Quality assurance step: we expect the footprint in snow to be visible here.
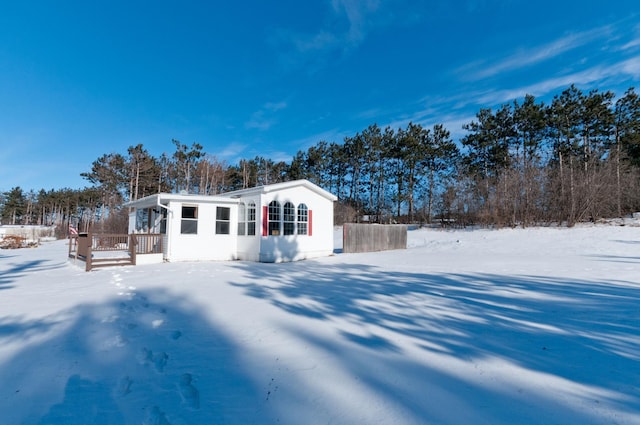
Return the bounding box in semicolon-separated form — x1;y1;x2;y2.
118;376;133;395
178;373;200;409
153;352;169;372
138;348;169;373
144;406;171;425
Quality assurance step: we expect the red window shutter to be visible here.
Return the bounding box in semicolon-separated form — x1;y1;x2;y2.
308;209;313;236
262;206;268;236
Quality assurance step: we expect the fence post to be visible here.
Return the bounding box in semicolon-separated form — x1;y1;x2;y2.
85;232;93;272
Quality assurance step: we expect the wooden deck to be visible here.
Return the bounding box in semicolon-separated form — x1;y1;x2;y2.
69;233;164;271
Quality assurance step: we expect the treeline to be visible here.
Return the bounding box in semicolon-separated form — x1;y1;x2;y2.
2;85;639;233
0;186;117;237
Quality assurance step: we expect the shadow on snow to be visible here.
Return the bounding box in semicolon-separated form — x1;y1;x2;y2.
0;259;65;290
1;236;639;424
0;286;273;425
230;256;640;424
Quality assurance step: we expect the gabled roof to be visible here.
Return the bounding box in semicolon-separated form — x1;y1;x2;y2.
124;179;337;209
219;179;338;201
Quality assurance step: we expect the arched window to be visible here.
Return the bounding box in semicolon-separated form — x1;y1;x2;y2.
268;200;281;235
297;204;308;235
237;202;246;235
247;201;256;236
283;202;295;235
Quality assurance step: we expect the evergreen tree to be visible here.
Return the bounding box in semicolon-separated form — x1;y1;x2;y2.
1;187;26;225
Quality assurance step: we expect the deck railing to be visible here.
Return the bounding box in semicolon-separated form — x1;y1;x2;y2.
69;232;164;271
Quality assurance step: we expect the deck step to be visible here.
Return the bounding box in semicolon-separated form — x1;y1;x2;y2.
90;258;134;268
90;262;133;268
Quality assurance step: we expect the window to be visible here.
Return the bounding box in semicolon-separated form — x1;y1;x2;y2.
216;206;230;235
237;202;246;235
181;205;198;234
159;208;167;234
268;201;281;235
297;203;308;235
135;208;149;232
283;202;295;235
247;201;256;235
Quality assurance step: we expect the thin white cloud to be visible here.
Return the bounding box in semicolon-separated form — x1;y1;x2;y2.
331;0;381;45
288;0;381;53
217;142;248;159
245;101;288;131
264;150;296;163
620;37;640;50
473;56;640;106
383;105;476;140
264;101;287;112
381;55;639;141
245;114;274;131
460;25;613;81
616;22;640;51
619;56;640;78
271;0;390;71
291;128;349;150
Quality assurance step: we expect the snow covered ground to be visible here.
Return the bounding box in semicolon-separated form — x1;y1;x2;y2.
1;224;639;425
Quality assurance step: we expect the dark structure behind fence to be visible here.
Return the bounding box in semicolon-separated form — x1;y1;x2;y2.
342;223;407;253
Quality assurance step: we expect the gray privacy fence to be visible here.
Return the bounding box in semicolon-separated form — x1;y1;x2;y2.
342;223;407;253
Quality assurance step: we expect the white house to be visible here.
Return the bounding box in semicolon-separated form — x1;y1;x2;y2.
125;179;337;263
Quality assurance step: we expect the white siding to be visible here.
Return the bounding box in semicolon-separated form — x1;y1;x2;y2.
165;200;239;262
235;196;261;262
125;180;336;264
256;185;334;262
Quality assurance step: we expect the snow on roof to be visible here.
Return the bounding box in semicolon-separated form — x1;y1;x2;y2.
125;179;337;209
219;179;338;201
124;193;238;209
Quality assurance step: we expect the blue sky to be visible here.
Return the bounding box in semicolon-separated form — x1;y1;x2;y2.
1;0;638;192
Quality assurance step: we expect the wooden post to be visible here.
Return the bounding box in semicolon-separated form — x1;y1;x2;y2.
85;232;93;272
130;234;137;266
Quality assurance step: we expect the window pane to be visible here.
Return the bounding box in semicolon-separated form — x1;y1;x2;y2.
238;203;245;221
297;204;308;235
181;220;197;234
268;221;280;235
160;219;167;234
282;202;295;235
268;201;280;235
268;201;280;220
247;202;256;235
182;206;197;219
297;204;308;221
216;221;230;235
284;202;295;221
217;206;230;221
216;207;231;235
160;208;167;234
181;206;198;234
283;222;295;235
